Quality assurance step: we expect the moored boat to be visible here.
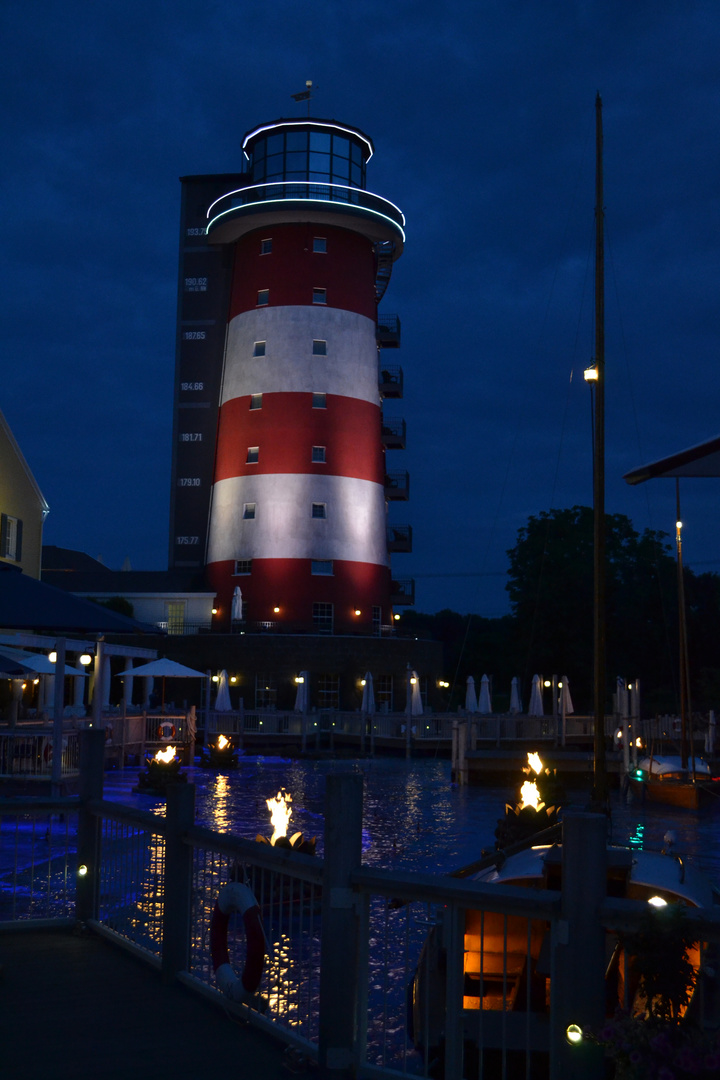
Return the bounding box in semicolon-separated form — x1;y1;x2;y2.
627;753;719;810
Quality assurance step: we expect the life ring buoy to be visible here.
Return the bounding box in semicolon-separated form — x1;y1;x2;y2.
210;882;265;1000
157;721;176;741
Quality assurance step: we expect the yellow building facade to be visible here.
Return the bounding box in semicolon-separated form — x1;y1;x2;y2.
0;409;49;579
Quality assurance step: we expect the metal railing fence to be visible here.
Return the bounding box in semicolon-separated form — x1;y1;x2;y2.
3;732;720;1080
0;729;80;779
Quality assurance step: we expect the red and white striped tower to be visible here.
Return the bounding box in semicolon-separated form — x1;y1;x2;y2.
204;118;406;633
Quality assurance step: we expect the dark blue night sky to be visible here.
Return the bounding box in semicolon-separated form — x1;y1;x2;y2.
3;1;719;615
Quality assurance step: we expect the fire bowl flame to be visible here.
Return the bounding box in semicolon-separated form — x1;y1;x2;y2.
200;733;240;769
134;745;187;794
494;751;562;849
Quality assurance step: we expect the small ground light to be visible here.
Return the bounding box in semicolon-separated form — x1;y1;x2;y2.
566;1024;583;1045
77;865;88;877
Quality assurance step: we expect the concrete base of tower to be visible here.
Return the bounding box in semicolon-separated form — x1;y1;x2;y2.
207;557;393;634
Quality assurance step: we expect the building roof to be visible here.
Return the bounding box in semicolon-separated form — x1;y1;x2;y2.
624;434;720;485
41;547;212;595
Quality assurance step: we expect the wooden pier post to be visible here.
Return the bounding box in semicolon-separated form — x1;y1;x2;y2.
76;728;106;924
551;812;607;1080
318;773;363;1079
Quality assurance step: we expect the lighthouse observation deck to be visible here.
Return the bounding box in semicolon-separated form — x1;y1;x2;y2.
205;118;405;251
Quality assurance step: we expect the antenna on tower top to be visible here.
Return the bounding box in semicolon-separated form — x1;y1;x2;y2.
291;80;314;116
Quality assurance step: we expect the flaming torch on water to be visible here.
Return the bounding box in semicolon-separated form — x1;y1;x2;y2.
494;751;562;849
266;789;293;845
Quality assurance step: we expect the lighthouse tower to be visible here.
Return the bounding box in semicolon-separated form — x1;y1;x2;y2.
169;115;410;634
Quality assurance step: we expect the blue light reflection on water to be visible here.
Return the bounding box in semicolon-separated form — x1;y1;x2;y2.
103;756;720;881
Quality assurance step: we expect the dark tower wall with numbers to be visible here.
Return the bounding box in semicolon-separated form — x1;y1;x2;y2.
168;173;245;567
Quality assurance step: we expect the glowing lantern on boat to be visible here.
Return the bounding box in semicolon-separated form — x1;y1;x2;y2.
266;789;292;845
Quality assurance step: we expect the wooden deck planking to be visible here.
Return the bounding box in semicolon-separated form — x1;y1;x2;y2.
0;929;290;1080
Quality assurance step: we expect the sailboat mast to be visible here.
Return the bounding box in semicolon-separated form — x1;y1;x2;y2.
592;93;608;801
675;479;693;773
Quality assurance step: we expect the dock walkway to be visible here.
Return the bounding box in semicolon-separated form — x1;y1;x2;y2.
0;929;290;1080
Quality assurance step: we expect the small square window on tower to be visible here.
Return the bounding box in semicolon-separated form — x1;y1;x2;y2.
250;394;262;410
312;446;326;463
312;392;327;409
311;560;333;575
246;447;259;464
243;503;256;519
313;237;327;253
260;238;272;254
311;502;327;519
234;559;253;575
312;339;327;355
253;341;266;357
312;287;326;305
257;289;269;306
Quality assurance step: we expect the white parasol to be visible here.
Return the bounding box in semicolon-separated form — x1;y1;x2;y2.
560;675;575;715
478;674;492;715
231;586;243;622
509;677;522;714
214;669;232;711
528;674;544;717
465;675;478;713
294;671;309;712
117;657;206;709
361;672;375;713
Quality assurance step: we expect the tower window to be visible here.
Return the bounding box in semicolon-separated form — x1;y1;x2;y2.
312;339;327;355
260;238;272;254
243;503;256;519
253;341;266;356
246;447;259;464
312;446;326;463
313;237;327;253
312;392;326;409
312;287;326;305
250;394;262;410
311;502;327;519
311;560;333;575
234;559;253;574
257;289;269;306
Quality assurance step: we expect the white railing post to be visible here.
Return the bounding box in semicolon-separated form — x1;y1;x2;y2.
318;773;363;1078
551;812;607;1079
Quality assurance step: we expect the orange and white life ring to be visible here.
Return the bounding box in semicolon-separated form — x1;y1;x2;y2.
157;721;176;741
210;882;265;1000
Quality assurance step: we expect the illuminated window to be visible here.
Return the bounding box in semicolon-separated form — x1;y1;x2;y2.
312;339;327;355
243;503;256;519
312;560;333;575
257;289;269;306
312;446;326;463
250;394;262;410
234;559;253;574
253;341;266;356
246;447;259;464
312;392;326;408
260;238;272;254
312;502;327;519
313;237;327;253
312;287;326;305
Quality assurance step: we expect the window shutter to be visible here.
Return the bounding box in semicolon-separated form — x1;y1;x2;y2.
0;514;7;557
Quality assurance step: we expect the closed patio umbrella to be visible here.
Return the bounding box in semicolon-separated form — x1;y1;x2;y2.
560;676;574;715
294;671;309;712
465;676;478;713
231;586;243;622
528;675;544;717
214;669;232;711
509;677;522;714
361;672;375;714
410;671;423;716
478;674;492;715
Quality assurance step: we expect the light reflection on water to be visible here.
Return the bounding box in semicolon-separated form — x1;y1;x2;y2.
101;756;720;1069
103;756;720;879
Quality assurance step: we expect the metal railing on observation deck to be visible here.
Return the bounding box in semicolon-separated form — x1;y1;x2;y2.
206;180;405;238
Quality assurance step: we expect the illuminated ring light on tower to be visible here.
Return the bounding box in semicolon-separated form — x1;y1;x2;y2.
204;117;406;633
